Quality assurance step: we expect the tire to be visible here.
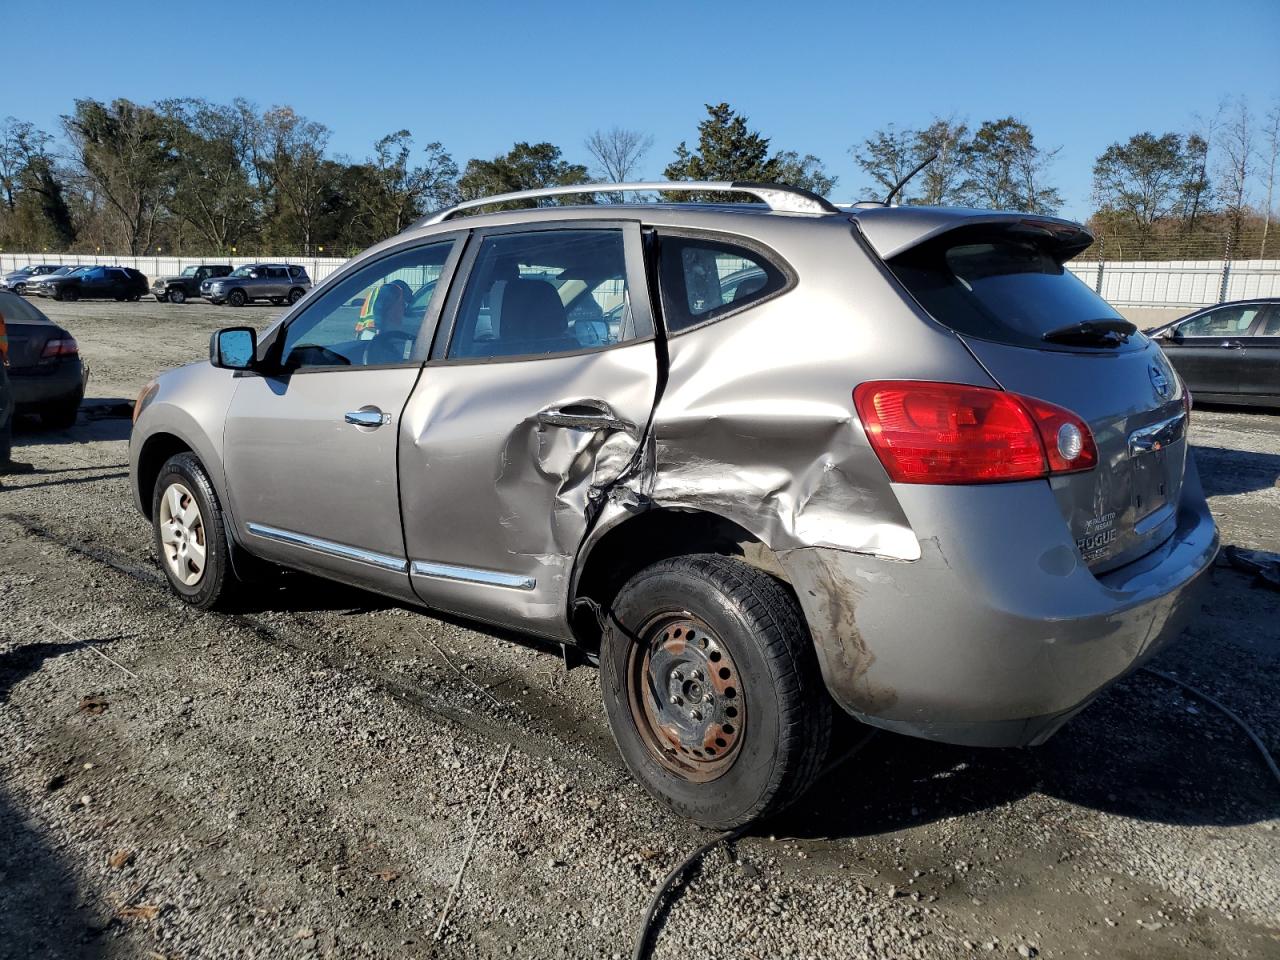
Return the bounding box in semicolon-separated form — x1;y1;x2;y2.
128;293;141;302
13;283;25;296
151;452;243;609
227;289;247;307
41;393;81;429
155;291;170;303
0;411;11;464
600;554;832;829
168;288;186;304
287;287;305;304
270;297;284;306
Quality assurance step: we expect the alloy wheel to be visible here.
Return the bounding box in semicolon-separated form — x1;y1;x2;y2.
158;481;207;586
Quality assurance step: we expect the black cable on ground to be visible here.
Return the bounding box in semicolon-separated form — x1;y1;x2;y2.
632;825;748;960
631;729;879;960
1141;665;1280;789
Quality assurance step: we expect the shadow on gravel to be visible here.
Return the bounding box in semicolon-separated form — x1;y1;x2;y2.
774;669;1278;840
1193;444;1280;497
0;641;107;959
13;398;135;445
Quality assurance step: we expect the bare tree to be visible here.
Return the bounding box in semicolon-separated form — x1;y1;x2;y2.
1260;100;1279;258
1216;97;1254;239
255;106;335;256
585;127;653;201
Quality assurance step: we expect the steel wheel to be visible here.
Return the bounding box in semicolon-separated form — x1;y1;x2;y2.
627;613;746;783
158;481;207;586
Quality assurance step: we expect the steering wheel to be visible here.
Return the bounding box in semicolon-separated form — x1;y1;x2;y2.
364;329;415;365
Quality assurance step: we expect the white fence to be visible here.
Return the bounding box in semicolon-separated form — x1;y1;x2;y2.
4;251;1279;310
0;252;353;285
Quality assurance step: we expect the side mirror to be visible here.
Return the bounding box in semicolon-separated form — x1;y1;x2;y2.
210;327;257;370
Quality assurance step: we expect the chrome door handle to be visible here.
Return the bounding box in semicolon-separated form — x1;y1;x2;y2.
345;409;391;427
536;402;633;432
1221;340;1244;349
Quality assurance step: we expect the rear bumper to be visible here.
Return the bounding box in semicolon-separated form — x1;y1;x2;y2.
780;457;1219;747
10;361;86;408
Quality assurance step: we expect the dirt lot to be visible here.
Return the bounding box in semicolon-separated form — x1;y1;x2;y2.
1;298;1278;960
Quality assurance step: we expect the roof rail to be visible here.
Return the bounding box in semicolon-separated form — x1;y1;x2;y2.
416;181;839;227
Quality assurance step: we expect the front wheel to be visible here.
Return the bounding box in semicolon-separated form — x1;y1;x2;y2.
227;289;247;307
151;452;243;609
600;554;832;829
155;291;170;303
168;288;186;304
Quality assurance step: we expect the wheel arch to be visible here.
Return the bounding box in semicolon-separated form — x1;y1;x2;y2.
569;505;793;650
134;431;195;521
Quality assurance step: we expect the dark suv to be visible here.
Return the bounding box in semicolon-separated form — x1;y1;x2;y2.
200;264;311;306
153;265;234;304
32;265;149;302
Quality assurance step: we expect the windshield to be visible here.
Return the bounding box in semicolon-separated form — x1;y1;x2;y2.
182;266;198;277
888;230;1135;351
65;267;91;277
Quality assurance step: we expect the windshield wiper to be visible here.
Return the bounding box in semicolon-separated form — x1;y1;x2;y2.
1042;318;1137;346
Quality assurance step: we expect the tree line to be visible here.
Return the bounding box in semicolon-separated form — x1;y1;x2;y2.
0;97;1276;258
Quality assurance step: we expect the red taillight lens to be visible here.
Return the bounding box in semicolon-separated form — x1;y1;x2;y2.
853;380;1097;484
40;336;79;359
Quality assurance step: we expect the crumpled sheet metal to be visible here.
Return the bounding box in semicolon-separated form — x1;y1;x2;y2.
1222;545;1280;591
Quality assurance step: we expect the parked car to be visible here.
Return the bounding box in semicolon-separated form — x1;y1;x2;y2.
1146;299;1280;407
0;263;64;295
153;264;234;304
32;265;148;301
130;182;1218;828
200;263;311;306
0;289;85;427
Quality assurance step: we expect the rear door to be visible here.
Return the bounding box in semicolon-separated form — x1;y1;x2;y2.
1239;305;1280;402
886;225;1188;570
1161;302;1267;396
221;237;461;600
399;222;659;639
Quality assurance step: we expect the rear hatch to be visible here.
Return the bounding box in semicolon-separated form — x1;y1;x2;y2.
880;218;1188;571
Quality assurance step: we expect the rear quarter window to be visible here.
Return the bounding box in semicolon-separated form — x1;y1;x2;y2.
888;231;1132;351
657;234;791;334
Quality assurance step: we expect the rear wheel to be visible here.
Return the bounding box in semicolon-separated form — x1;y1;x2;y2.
151;452;243;609
61;287;77;302
600;554;831;829
168;288;186;304
227;289;247;307
287;287;305;304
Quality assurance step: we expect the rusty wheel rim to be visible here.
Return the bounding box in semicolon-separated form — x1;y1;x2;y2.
627;614;745;783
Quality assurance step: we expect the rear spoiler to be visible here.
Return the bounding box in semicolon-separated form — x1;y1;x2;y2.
851;207;1094;263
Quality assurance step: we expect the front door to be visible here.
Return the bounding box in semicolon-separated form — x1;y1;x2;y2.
400;223;660;639
222;237;461;599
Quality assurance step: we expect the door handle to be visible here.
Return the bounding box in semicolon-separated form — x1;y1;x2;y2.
536;401;633;432
345;409;391;427
1220;340;1244;349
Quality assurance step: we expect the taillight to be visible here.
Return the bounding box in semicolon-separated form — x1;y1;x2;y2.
41;336;79;359
853;380;1097;484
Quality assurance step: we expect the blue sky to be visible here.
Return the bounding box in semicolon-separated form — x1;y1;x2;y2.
6;0;1278;218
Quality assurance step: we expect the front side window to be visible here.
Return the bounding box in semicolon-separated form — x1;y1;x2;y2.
1257;307;1280;337
230;265;257;279
448;229;635;359
280;240;454;369
1177;304;1264;338
657;235;788;333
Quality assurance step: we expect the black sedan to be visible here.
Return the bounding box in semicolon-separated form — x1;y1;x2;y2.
0;290;86;427
1147;298;1280;407
32;265;148;302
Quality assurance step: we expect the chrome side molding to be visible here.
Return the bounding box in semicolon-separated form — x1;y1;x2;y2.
410;560;536;591
246;523;409;573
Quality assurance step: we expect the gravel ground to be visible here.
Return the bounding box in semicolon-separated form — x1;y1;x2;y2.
1;298;1278;960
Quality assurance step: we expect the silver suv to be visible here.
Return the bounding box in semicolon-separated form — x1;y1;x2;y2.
130;182;1218;827
200;263;311;306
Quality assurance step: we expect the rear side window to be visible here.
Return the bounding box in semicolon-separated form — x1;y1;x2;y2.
658;235;788;333
888;232;1128;350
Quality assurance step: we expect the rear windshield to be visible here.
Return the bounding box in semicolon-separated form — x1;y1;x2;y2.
0;293;49;323
888;232;1131;350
